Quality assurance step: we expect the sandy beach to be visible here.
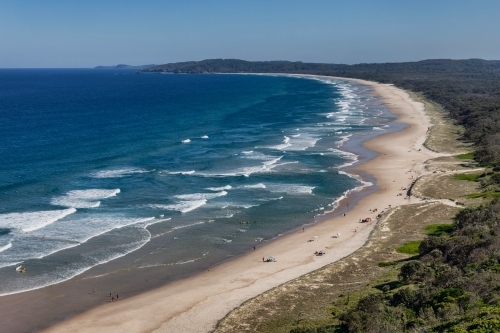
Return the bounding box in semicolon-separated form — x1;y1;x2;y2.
41;76;436;333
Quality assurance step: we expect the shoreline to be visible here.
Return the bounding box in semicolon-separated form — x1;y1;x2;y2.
42;76;437;333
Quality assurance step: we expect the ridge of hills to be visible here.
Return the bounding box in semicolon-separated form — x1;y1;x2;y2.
141;58;500;75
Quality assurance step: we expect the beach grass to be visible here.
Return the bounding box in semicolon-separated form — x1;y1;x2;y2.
466;191;500;199
456;152;474;159
396;241;421;255
409;92;468;155
412;171;480;205
425;223;453;236
454;173;481;181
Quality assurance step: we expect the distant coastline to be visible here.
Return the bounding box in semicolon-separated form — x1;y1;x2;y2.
95;64;156;69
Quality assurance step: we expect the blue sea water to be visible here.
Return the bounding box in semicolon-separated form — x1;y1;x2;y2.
0;69;394;295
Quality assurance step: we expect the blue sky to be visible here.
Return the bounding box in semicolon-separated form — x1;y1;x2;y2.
1;0;498;67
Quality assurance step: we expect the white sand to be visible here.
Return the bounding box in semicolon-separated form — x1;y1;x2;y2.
44;77;435;333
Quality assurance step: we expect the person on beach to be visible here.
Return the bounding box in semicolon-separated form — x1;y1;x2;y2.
254;246;256;250
263;257;265;262
116;294;119;299
343;213;346;217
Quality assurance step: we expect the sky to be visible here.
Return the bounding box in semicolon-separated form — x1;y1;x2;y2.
1;0;499;68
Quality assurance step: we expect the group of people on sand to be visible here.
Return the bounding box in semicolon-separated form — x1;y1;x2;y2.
109;292;119;302
91;289;120;303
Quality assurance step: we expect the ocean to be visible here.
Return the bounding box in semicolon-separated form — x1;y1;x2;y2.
0;69;394;296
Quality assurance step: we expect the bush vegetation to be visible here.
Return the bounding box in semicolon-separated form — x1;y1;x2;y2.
290;199;500;332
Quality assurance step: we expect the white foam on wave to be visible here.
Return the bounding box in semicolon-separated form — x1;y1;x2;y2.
258;196;284;202
263;156;283;166
327;148;359;168
267;184;315;195
206;185;232;191
152;221;205;239
149;191;227;213
240;151;281;161
336;134;352;148
149;201;207;213
212;237;232;244
182;139;191;143
145;217;171;228
200;155;283;177
323;171;373;215
49;216;155;244
91;168;148;179
0;242;12;253
171;221;205;231
201;135;209;139
0;215;155;271
213;209;240;219
0;222;154;296
338;171;373;189
51;189;120;209
176;191;228;201
266;133;319;151
240;183;267;189
168;170;195;175
0;208;77;232
210;201;259;209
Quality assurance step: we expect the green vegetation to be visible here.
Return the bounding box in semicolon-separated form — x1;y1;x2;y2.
337;199;500;332
396;241;421;255
378;261;398;267
466;191;500;199
279;200;500;333
456;152;474;159
454;173;481;181
425;223;454;236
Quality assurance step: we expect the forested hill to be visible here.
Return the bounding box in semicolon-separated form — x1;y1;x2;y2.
143;59;500;166
141;58;500;76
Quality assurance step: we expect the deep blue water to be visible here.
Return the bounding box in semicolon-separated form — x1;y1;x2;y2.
0;69;393;295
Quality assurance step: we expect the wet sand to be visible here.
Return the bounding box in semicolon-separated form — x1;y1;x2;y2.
39;77;436;333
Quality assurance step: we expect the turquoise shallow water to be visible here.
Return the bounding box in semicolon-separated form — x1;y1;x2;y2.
0;70;394;295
